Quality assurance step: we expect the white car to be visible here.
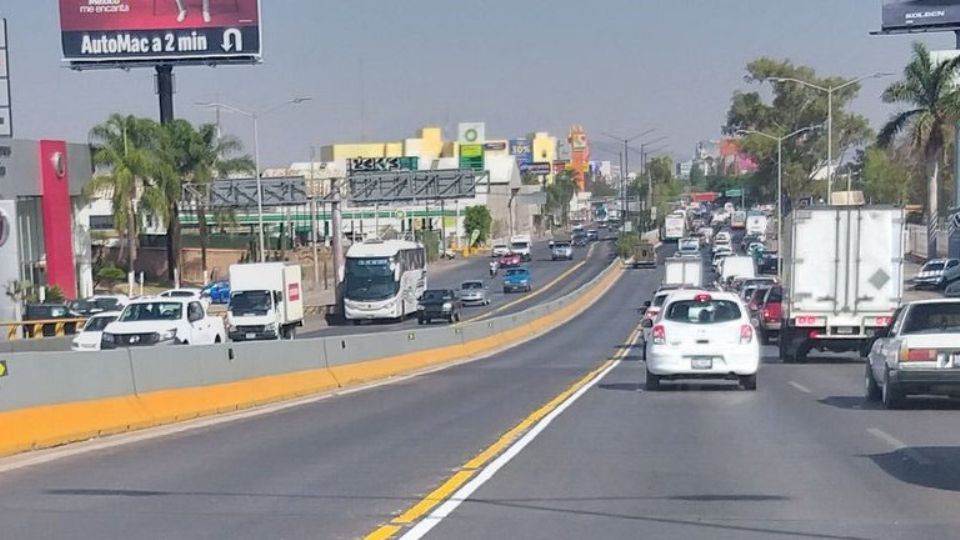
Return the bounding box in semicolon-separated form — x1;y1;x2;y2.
643;290;760;391
101;297;226;349
70;311;122;351
865;299;960;408
159;288;204;300
491;243;510;258
641;289;678;351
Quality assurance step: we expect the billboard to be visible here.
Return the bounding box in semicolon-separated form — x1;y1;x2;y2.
882;0;960;32
58;0;262;65
510;138;533;168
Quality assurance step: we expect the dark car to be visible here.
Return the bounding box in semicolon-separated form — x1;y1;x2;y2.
586;229;600;241
417;289;463;325
572;232;588;247
740;234;762;252
757;250;779;274
23;303;81;338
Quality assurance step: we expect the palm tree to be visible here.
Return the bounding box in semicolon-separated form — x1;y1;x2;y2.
188;124;254;274
86;114;159;271
879;42;960;256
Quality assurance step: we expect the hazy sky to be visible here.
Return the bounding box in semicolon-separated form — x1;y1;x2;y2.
3;1;958;168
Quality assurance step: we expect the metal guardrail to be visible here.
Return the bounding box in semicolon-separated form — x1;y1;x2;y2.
1;319;87;340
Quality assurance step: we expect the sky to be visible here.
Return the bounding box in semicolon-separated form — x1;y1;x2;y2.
3;0;959;169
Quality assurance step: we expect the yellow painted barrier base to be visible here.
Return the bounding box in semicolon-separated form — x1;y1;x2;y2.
0;264;623;458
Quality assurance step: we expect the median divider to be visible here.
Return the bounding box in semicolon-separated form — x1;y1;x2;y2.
0;259;624;458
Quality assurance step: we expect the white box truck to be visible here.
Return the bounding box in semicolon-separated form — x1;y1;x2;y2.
779;206;904;362
664;213;686;242
227;263;304;341
663;257;703;288
746;213;768;236
719;256;757;284
510;234;533;262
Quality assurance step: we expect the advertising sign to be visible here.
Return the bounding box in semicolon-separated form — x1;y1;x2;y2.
459;144;485;172
457;122;485;143
349;157;418;172
58;0;262;65
0;19;11;138
882;0;960;32
521;162;551;176
483;141;507;152
509;138;533;167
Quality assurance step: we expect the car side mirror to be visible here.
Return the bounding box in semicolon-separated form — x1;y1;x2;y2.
641;319;654;329
643;301;652;308
274;291;283;304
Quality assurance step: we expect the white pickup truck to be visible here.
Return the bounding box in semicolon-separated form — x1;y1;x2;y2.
100;297;226;349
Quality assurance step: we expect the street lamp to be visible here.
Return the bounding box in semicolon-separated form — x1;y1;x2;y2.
196;97;312;262
737;124;823;280
766;73;892;201
600;130;661;230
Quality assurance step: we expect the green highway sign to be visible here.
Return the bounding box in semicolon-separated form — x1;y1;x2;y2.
725;189;743;197
459;144;485;172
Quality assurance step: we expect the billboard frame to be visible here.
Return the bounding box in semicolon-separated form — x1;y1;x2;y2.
58;0;263;69
874;0;960;34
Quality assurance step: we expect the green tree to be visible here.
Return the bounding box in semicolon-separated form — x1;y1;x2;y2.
546;171;578;227
852;146;915;205
85;114;160;270
463;205;492;245
724;57;873;200
689;163;706;189
879;42;960;256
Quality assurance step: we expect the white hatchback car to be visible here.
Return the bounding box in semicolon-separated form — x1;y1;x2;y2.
71;311;122;351
643;290;760;391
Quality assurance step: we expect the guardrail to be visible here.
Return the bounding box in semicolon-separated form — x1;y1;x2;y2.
0;257;624;458
1;318;87;341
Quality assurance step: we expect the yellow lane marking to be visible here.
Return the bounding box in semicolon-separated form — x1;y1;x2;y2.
363;323;642;540
465;242;599;323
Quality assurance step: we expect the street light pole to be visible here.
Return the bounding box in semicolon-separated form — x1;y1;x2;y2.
196;98;312;263
601;129;656;231
738;124;823;281
767;73;891;202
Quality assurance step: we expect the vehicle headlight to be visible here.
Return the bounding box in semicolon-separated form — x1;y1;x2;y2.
158;329;177;342
101;333;115;343
442;302;453;311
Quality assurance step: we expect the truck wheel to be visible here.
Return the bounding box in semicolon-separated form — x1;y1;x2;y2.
739;374;758;391
286;326;297;340
779;334;796;364
864;363;881;402
214;336;222;344
881;369;904;409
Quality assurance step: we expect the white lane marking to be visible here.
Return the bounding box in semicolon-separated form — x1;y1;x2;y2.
788;381;812;394
867;428;933;466
399;333;636;539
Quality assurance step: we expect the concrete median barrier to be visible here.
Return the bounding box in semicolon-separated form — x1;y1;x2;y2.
0;260;624;458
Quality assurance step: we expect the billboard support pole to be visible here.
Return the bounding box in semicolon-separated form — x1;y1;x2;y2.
156;65;174;124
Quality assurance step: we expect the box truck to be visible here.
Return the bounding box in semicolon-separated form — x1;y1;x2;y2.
663;257;703;288
227;263;304;341
664;213;686;242
779;206;904;362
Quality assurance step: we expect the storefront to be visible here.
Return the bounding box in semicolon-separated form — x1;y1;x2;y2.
0;138;93;323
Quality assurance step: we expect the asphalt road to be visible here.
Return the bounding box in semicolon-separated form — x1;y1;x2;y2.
0;242;653;540
303;236;616;338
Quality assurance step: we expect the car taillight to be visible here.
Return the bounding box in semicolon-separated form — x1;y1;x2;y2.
870;316;893;328
652;325;666;345
899;346;938;363
762;307;776;321
740;324;753;344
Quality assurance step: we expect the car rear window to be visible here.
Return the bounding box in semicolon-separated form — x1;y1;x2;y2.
653;294;670;307
665;300;742;324
422;290;452;301
922;262;945;272
461;282;483;290
902;303;960;334
505;269;527;277
766;288;783;303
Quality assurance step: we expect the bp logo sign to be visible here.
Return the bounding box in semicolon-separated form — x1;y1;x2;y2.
464;128;479;142
0;208;9;248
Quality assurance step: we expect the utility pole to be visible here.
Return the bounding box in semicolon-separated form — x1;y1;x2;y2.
310;146;320;288
332;175;345;314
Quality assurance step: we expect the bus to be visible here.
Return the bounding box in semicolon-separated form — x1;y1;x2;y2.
343;240;427;323
731;210;747;230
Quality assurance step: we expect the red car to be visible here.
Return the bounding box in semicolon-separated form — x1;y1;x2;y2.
757;286;783;345
499;253;522;268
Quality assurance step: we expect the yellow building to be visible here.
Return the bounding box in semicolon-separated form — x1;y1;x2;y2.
320;126;446;162
531;132;558;183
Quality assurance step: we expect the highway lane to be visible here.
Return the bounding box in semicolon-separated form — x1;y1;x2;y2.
0;247;655;540
303;236;615;338
420;350;960;539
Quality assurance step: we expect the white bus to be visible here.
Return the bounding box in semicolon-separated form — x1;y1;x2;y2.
344;240;427;323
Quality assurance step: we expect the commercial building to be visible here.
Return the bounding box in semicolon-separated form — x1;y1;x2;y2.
0;138;94;324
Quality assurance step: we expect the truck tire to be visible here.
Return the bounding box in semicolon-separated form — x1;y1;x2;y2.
286;326;297;340
779;331;796;364
864;363;881;402
739;374;758;391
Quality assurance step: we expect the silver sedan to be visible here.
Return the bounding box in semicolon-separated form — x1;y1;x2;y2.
459;280;490;306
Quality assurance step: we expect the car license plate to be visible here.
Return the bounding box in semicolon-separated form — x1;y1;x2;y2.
246;333;256;339
691;357;713;370
836;327;854;335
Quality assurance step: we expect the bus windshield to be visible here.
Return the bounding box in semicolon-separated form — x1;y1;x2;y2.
345;257;399;301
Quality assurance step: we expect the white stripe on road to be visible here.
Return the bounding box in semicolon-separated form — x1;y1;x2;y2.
398;332;637;540
788;381;812;394
867;428;933;466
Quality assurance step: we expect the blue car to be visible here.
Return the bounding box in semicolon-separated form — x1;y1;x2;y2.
503;267;532;293
201;280;231;304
